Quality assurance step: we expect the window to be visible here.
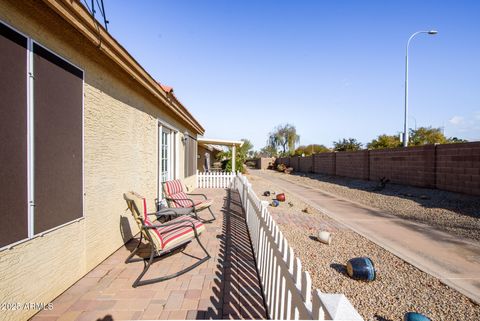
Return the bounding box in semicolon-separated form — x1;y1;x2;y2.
0;21;29;248
0;21;84;249
158;122;179;202
184;135;197;177
161;128;171;182
32;43;83;234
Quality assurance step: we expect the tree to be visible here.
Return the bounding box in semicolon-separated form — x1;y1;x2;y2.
218;138;253;173
267;123;300;156
367;134;402;149
447;137;468;144
333;138;362;151
409;127;447;146
294;144;330;156
258;145;278;157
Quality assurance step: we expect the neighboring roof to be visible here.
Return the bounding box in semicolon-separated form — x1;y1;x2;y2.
198;138;244;147
41;0;205;135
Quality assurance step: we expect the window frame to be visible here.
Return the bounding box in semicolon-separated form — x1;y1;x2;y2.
30;40;85;238
157;120;179;201
0;19;85;251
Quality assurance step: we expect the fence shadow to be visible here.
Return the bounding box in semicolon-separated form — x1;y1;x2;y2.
208;188;268;319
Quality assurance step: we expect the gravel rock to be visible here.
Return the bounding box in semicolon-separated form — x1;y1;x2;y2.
246;171;480;321
267;171;480;242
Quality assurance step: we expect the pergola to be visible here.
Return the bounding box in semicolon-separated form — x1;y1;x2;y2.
197;138;244;171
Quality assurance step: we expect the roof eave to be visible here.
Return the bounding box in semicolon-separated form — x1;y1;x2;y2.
41;0;205;135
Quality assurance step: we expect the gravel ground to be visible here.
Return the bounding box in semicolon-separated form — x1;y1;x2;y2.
246;172;480;321
265;170;480;242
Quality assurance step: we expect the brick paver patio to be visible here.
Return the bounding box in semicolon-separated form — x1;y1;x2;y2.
30;188;267;320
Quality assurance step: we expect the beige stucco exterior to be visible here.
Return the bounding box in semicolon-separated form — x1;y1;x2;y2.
0;1;200;320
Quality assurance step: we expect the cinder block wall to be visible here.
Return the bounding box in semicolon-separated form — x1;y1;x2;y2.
255;157;275;170
272;143;479;196
369;145;435;187
291;156;301;171
313;153;336;175
336;150;369;180
299;156;313;172
0;1;195;320
436;142;480;195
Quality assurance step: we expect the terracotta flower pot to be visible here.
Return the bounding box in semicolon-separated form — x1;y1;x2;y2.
276;193;286;202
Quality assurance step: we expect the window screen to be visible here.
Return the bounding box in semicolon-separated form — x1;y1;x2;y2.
33;43;83;234
185;135;197;177
0;22;28;248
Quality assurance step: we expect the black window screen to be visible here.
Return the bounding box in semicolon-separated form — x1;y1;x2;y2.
0;22;28;247
185;135;197;177
33;43;83;234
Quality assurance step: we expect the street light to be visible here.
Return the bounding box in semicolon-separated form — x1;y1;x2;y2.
403;30;438;147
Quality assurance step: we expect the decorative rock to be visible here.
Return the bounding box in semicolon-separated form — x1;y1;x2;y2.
346;257;375;281
317;231;332;245
276;193;286;202
271;200;280;207
404;312;431;321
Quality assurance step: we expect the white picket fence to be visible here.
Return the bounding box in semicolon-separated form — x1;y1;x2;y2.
196;170;236;188
233;173;363;320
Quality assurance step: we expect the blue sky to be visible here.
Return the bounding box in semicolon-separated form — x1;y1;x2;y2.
102;0;480;150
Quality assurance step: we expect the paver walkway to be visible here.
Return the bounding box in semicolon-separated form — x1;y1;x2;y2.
252;170;480;304
31;188;267;320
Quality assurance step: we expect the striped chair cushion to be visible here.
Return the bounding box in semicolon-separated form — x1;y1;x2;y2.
124;191;163;250
170;192;201;208
158;216;205;251
194;199;214;211
164;179;184;196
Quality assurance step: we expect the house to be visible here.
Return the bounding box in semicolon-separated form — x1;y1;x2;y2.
0;1;204;320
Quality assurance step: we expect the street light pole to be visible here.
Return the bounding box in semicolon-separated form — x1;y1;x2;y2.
403;30;438;147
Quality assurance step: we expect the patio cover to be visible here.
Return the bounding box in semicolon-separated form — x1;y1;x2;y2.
197;138;244;172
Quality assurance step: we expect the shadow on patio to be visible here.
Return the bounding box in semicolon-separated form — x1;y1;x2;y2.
30;188;267;321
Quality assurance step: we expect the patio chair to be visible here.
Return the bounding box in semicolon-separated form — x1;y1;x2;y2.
123;191;210;287
162;179;215;222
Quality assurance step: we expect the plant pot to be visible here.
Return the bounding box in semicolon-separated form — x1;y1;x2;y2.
404;312;431;321
276;193;286;202
346;257;375;281
271;200;280;207
317;231;332;245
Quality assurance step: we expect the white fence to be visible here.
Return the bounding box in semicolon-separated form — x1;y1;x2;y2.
196;170;236;188
234;173;363;320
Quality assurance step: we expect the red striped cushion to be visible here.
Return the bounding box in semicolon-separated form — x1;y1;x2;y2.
157;216;205;250
164;180;184;196
169;192;197;208
125;192;164;249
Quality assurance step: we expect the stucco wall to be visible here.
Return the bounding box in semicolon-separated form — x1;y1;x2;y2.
0;1;197;320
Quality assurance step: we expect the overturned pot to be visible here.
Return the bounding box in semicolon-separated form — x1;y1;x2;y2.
317;231;332;245
271;200;280;207
404;312;431;321
276;193;286;202
346;257;375;281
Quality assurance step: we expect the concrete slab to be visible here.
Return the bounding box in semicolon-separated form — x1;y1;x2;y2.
252;170;480;304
